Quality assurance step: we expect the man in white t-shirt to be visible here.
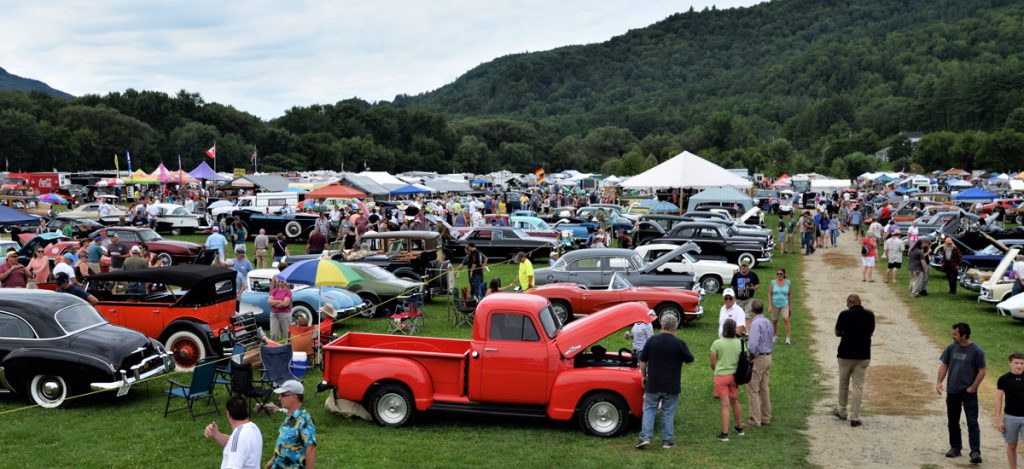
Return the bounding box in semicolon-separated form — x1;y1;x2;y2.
52;254;77;282
204;396;262;469
719;288;747;338
1011;254;1024;298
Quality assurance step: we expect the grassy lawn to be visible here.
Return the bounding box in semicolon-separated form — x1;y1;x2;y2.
0;218;819;468
893;264;1024;392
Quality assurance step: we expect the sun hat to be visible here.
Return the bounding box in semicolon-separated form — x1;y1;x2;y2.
320;303;337;319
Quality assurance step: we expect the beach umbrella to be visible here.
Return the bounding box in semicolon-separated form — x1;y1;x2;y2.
38;193;68;205
277;257;364;350
278;257;363;288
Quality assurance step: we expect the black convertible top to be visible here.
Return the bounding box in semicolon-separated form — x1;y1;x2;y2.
86;264;235;288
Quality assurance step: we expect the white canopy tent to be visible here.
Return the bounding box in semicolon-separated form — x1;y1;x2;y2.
620;151;752;190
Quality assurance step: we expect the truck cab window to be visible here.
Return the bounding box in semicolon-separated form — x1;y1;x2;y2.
489;313;539;342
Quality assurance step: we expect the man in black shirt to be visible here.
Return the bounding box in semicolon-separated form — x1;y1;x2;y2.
455;243;487;299
995;351;1024;469
834;294;874;428
730;260;760;314
937;322;986;464
636;313;694;450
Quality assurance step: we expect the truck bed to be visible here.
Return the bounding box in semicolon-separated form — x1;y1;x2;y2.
323;332;471;401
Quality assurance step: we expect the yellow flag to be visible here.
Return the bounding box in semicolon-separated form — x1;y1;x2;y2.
114;153;120;177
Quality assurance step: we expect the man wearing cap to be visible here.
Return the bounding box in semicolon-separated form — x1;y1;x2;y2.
233;246;254;296
206;226;229;265
730;261;760;314
0;251;28;288
939;237;963;294
107;233;130;271
54;273;98;305
53;254;77;282
883;229;904;283
266;380;316;469
719;288;747;338
124;246;148;271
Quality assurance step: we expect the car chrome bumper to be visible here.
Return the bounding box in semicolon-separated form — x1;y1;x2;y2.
90;353;174;391
757;251;773;262
978;288;997;303
686;306;704;320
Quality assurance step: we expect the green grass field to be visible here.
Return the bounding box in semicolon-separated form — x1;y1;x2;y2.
0;218;820;468
893;262;1024;394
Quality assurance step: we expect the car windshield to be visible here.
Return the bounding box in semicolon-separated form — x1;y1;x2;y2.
978;245;1003;255
136;229;162;242
630;254;645;269
609;273;631;290
362;265;394;280
534;220;551;230
537;305;560;336
511;228;529;238
55;304;106;335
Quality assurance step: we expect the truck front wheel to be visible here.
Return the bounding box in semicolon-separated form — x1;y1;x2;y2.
578;392;629;437
369;383;416;428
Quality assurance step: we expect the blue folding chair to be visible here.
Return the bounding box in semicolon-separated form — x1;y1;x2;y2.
164;359;219;420
214;344;247;394
253;344;299;416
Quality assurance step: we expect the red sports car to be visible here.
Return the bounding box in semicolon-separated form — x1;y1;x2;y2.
529;272;703;324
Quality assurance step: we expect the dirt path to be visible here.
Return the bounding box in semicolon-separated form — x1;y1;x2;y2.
801;232;1002;468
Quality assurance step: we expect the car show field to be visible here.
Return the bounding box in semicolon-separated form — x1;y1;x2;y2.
0;220;819;468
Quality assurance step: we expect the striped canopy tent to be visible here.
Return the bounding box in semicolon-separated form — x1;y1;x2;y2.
128;169;160;185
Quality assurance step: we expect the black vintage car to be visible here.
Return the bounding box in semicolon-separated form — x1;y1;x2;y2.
0;290;173;408
447;226;559;261
231;210;319;240
649;221;773;267
632;214;687;246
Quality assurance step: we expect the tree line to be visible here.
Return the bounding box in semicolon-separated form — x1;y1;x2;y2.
2;0;1024;177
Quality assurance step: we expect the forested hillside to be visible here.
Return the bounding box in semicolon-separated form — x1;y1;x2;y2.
3;0;1024;176
0;67;73;99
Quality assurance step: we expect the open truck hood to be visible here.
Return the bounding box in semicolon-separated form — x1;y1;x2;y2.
555;302;652;359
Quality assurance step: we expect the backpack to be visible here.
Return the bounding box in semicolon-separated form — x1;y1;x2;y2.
861;242;868;256
734;338;753;385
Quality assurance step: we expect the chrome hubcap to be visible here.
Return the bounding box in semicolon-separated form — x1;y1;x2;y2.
42;380;62;399
378;393;408;424
588;402;619;433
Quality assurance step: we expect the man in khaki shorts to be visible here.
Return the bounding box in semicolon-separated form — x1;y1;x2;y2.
253;228;270;269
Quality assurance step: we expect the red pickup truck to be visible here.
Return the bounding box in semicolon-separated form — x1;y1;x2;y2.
320;294;652;437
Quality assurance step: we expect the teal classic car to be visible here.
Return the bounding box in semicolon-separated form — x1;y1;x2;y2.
240;269;367;326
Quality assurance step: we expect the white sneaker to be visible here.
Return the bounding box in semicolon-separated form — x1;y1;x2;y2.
785;337;791;345
772;336;778;343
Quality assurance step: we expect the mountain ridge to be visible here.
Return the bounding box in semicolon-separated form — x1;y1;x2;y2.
0;66;74;99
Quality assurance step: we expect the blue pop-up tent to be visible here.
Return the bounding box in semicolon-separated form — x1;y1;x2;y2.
390;184;433;196
952;187;998;202
0;205;39;226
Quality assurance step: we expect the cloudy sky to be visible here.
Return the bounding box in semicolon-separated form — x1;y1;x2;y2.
1;0;760;120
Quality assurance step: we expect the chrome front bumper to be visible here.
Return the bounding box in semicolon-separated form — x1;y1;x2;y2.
91;353;174;391
978;287;997;303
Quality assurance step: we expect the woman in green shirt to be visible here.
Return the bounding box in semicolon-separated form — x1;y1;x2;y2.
710;318;745;441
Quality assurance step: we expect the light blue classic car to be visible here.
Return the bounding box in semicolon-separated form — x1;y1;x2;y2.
240;269;368;327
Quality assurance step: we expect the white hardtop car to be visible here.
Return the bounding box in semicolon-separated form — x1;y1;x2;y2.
979;247;1019;304
633;243;738;294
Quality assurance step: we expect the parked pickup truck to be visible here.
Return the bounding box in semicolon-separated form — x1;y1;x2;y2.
320;295;651;437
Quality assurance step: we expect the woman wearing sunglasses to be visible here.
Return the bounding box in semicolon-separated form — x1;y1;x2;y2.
769;268;793;345
27;247;51;285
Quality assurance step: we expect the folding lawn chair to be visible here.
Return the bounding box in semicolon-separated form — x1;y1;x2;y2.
214;344;247;394
164;359;219;420
230;362;271;417
387;294;424;335
252;344;300;416
450;287;477;327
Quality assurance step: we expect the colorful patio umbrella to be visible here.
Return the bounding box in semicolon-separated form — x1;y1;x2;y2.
278;257;363;288
38;193;68;205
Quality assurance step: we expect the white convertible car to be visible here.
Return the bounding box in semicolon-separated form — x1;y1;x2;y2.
634;243;737;294
996;292;1024;321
